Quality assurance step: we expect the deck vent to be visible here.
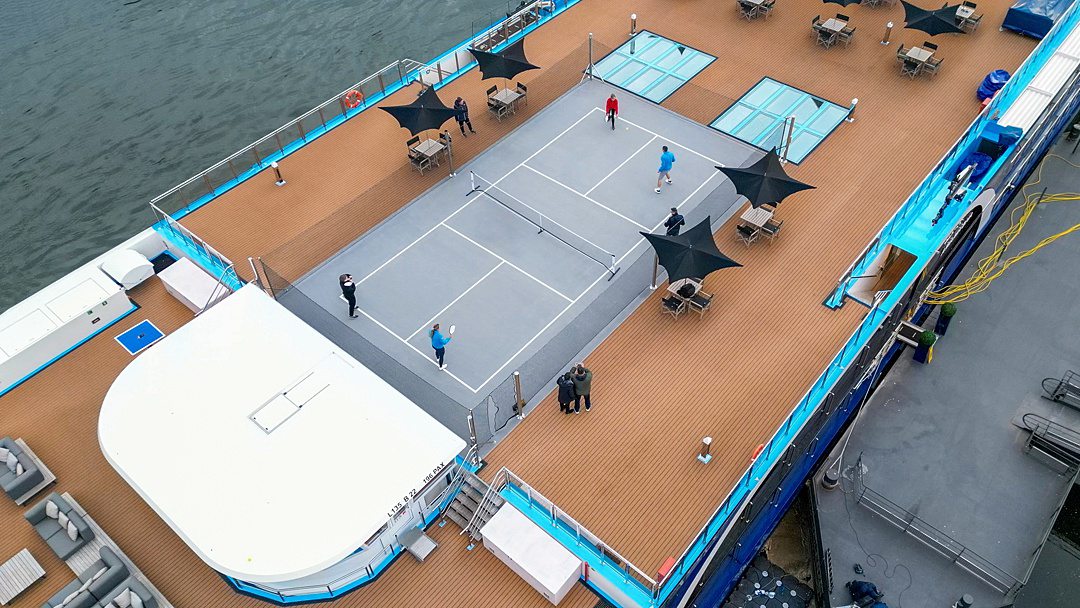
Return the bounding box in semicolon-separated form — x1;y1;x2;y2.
249;353;345;433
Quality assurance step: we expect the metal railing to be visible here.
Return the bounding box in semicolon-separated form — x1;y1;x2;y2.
149;202;241;298
148;0;575;219
824;1;1080;309
851;460;1020;594
148;59;423;217
482;467;661;598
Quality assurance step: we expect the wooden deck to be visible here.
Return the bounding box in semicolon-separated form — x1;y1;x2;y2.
0;0;1037;606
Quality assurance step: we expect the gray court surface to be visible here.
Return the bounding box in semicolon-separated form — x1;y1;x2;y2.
283;78;758;443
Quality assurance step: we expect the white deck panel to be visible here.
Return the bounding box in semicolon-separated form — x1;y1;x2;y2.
99;285;465;583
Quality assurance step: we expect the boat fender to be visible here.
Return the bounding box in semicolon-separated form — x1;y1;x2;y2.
343;90;361;109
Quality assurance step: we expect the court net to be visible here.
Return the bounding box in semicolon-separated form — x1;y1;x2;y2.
467;171;619;278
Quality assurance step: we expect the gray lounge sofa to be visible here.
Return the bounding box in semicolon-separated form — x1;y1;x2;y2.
0;437;45;501
25;492;95;560
41;546;156;608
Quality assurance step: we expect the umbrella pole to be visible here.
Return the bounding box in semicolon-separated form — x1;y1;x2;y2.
650;254;659;290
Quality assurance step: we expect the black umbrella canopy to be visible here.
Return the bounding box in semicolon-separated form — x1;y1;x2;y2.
379;86;459;136
469;38;541;81
640;217;742;284
715;149;815;209
900;1;966;36
823;0;862;7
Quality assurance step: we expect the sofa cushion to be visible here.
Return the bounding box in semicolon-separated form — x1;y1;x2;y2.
46;499;60;519
46;527;86;560
131;591;144;608
58;511;70;528
67;521;79;541
87;547;129;599
0;446;8;462
5;451;16;472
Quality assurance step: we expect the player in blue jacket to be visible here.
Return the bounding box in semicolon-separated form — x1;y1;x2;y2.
430;323;453;370
655;146;676;193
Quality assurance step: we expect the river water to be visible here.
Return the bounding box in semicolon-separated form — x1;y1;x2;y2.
0;0;511;311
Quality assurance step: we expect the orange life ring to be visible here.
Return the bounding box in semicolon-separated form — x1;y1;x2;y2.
343;90;361;109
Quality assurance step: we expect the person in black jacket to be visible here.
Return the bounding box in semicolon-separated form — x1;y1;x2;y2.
663;208;685;236
339;273;358;319
556;372;575;414
454;97;476;137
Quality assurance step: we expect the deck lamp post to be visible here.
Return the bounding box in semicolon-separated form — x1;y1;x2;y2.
631;13;637;36
846;98;858;123
881;21;894;45
270;161;286;186
697;437;713;463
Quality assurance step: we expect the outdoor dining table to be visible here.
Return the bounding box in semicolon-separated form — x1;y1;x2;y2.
668;278;703;298
491;88;523;111
740;205;774;228
412;138;445;160
819;18;846;34
904;46;934;63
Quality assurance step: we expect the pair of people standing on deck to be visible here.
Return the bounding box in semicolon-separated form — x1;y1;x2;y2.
557;364;593;414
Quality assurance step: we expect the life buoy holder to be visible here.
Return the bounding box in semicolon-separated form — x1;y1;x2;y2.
343;90;361;109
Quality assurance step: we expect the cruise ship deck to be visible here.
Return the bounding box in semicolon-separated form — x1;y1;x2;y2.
0;0;1047;607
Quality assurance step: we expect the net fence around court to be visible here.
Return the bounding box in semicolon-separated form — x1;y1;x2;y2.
468;170;619;276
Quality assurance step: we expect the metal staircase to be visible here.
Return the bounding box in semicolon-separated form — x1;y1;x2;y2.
442;471;504;538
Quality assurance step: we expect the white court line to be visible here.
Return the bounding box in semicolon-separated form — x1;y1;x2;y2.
354;102;726;393
407;262;505;340
476;170;723;389
440;223;573;303
584;134;658;196
352;306;481;393
616;114;727;168
356;107;602;287
519;164;649;230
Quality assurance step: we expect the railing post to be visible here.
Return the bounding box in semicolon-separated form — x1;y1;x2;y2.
275;133;285;154
378;73;386;95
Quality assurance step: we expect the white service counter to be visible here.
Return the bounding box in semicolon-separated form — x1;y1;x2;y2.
158;257;228;313
481;503;582;605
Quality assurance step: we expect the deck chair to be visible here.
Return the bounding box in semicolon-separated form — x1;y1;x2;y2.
896;44;907;63
816;29;836;48
486;85;498;99
516;82;528;106
409;149;432;175
687;290;714;317
963;13;982;32
406;135;420;151
762;0;775;17
737;223;760;246
962;1;977;8
738;1;757;21
901;59;921;79
836;13;850;21
839;26;856;47
661;296;686;319
761;219;784;242
924;57;943;77
923;41;938;51
488;100;511;121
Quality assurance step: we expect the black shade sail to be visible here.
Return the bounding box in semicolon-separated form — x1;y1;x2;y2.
715;149;815;209
900;1;966;36
640;217;742;284
379;86;459;136
468;38;541;81
823;0;863;7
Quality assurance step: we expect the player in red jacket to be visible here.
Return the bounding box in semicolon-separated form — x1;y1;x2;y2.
605;93;619;130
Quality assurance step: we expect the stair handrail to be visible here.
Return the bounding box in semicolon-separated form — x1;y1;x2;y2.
461;468;508;538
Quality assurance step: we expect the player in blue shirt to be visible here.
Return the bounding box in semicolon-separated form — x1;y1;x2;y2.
656;146;676;193
430;323;453;370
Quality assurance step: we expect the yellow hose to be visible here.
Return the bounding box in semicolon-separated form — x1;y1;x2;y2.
924;154;1080;305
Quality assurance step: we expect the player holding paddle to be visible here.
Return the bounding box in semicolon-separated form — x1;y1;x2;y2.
429;323;454;370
